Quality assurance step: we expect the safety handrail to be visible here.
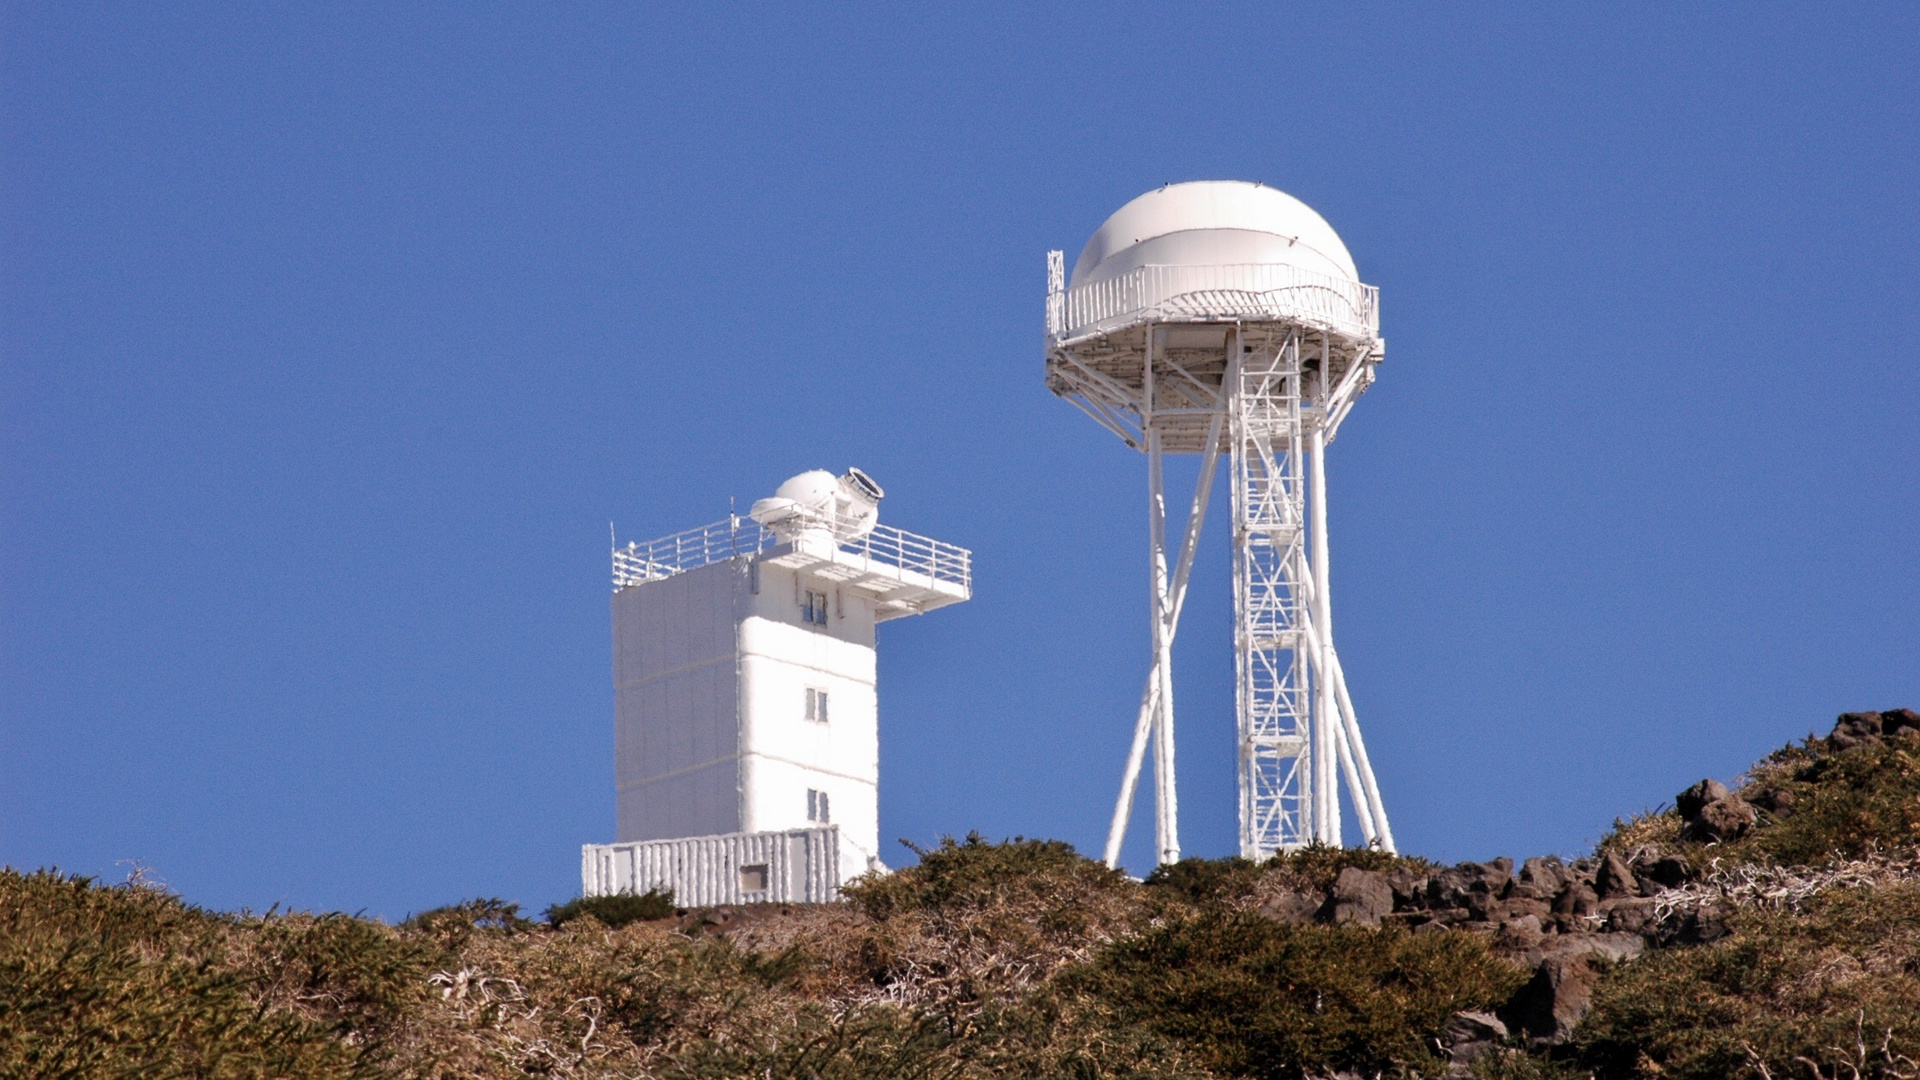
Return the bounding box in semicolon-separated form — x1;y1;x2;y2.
613;517;971;591
1046;261;1379;342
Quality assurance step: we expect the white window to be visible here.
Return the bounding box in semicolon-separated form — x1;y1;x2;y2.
805;687;829;723
807;788;830;824
801;589;829;625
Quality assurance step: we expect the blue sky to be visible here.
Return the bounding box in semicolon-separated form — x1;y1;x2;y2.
4;5;1916;919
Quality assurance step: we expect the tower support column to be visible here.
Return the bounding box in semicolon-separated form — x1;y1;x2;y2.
1146;431;1180;864
1231;329;1315;859
1105;403;1224;869
1144;330;1181;864
1309;420;1339;846
1041;183;1399;867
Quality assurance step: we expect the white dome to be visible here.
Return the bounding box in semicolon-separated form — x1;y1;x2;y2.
773;469;840;511
750;468;883;542
1070;181;1359;288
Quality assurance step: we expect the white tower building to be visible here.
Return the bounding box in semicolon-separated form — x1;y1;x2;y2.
1045;181;1395;866
581;469;970;905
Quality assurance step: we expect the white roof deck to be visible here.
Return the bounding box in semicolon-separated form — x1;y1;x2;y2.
613;516;971;622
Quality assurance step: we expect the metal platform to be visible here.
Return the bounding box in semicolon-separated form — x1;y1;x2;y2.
1045;250;1395;864
613;516;971;621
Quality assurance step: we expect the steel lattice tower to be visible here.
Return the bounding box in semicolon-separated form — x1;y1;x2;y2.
1044;182;1395;864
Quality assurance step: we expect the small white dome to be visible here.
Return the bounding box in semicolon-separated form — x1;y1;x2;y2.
773;469;840;511
751;468;883;542
1071;181;1359;288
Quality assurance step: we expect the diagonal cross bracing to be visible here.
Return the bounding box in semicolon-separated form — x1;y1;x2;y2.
1046;252;1395;867
1231;329;1317;858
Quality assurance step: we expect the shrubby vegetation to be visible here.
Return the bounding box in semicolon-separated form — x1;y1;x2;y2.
1575;883;1920;1080
3;712;1917;1079
1570;722;1920;1079
0;869;421;1079
1079;914;1525;1078
545;889;676;930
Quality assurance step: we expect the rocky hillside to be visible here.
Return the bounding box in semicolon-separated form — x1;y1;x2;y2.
4;709;1919;1080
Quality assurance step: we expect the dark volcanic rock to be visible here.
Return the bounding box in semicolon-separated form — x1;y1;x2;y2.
1428;866;1475;909
1487;857;1515;894
1515;857;1570;901
1824;708;1920;750
1641;855;1693;890
1553;881;1599;920
1414;907;1471;930
1442;1011;1508;1075
1689;795;1758;842
1257;890;1323;925
1430;859;1512;910
1489;897;1554;925
1594;852;1640;900
1830;711;1886;749
1330;867;1392;926
1508;953;1600;1045
1883;708;1920;738
1676;776;1757;843
1675;778;1731;821
1493;914;1547;954
1506;934;1645;1044
1544;931;1645;965
1386;866;1429;909
1599;897;1658;937
1672;908;1731;945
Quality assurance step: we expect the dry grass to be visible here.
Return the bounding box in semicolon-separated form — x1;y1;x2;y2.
8;714;1919;1080
1572;883;1920;1079
1595;810;1683;859
0;841;1482;1079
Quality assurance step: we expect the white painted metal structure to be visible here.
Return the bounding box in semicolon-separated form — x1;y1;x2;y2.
582;470;970;902
1045;181;1395;865
584;826;842;905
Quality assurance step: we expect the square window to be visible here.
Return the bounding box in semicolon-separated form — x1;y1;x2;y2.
739;863;769;893
801;589;830;625
806;788;830;824
805;687;829;723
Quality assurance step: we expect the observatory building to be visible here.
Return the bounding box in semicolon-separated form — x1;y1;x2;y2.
1046;181;1394;866
581;469;970;905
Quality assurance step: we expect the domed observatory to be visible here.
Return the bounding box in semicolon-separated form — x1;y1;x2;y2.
1046;181;1394;865
581;470;970;905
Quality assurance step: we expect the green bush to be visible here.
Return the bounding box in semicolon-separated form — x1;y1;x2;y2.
1145;846;1431;909
1571;883;1920;1080
1596;727;1920;871
1143;856;1265;905
1068;911;1529;1079
8;711;1916;1080
545;889;676;929
1726;734;1920;866
0;869;383;1080
845;832;1128;921
400;897;533;933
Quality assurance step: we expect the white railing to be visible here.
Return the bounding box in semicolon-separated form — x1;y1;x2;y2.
613;516;775;587
1046;262;1379;342
613;516;971;592
839;521;972;591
